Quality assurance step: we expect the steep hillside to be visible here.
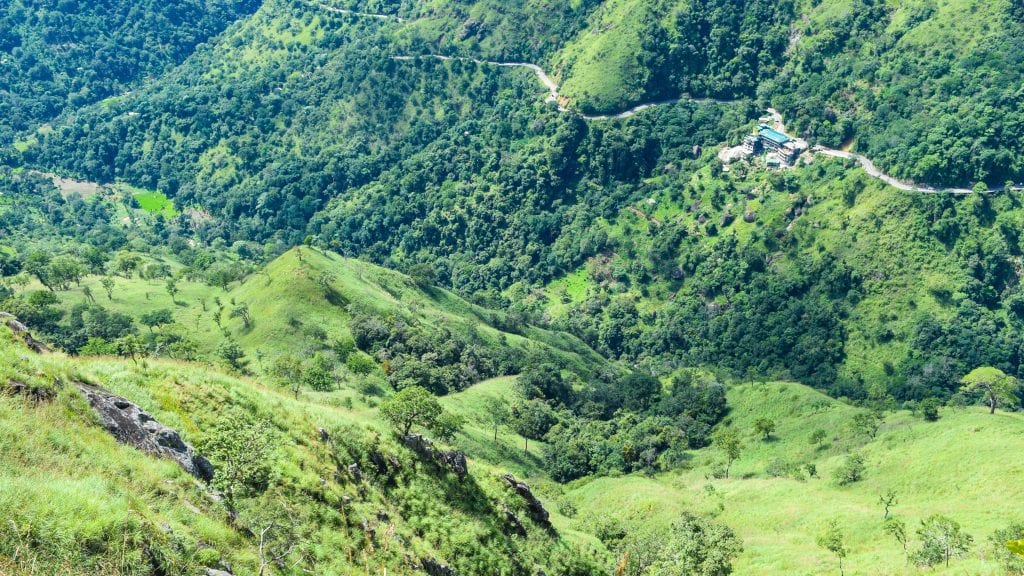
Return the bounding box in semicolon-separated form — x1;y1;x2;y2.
27;246;609;387
0;0;260;144
536;154;1024;401
0;318;604;575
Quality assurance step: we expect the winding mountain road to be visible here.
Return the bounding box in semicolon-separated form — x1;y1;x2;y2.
305;0;404;21
304;0;1017;196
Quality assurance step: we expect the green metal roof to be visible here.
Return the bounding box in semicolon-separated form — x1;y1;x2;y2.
758;125;791;145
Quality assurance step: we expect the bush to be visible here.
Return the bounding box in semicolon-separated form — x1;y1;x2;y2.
833;454;866;486
990;521;1024;573
345;351;377;375
919;397;942;421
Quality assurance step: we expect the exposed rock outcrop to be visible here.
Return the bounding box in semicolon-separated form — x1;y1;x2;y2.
503;507;527;537
402;434;468;479
4;379;57;403
76;382;214;481
420;556;455;576
1;312;50;354
500;473;551;529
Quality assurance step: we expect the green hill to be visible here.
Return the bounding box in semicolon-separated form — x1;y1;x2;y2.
0;318;604;575
3;1;1024;572
562;381;1024;575
41;246;608;388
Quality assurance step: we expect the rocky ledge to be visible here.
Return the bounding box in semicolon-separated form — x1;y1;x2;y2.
76;381;214;482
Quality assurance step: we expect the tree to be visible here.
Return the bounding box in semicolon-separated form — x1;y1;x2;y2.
884;517;908;561
960;367;1018;414
240;494;306;576
302;353;335;392
809;429;827;446
230;304;252;329
48;255;85;289
24;250;53;290
713;428;742;479
483;396;510;443
430;411;466;443
100;277;115;300
113;251;142;278
919;397;941;421
816;519;848;576
912;515;972;568
833;454;866;486
753;417;776;440
408;263;436;288
202;411;277;509
315;271;335;295
379;385;443;437
140;308;173;332
218;339;247;372
638;512;743;576
271;354;304;398
165;278;179;303
509;399;557;452
518;363;571;405
82;285;95;304
115;335;145;365
851;412;882;439
878;489;897;520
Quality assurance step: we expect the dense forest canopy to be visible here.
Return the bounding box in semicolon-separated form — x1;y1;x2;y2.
0;0;260;144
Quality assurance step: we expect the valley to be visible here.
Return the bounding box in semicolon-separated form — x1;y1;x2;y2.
3;0;1024;574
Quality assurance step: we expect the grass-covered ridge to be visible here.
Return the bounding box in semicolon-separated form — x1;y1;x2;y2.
0;319;605;575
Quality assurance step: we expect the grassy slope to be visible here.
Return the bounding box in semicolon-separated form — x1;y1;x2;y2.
0;321;603;574
564;381;1024;575
48;247;604;378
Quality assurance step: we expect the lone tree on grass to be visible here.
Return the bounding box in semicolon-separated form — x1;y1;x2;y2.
817;519;848;576
271;354;304;398
713;428;742;479
218;339;247;372
754;417;776;440
116;335;145;365
100;276;115;300
912;515;972;568
884;517;908;562
203;411;277;510
230;304;252;329
509;399;556;452
165;278;179;303
240;494;306;576
483;396;510;443
380;385;462;439
879;489;897;520
960;367;1018;414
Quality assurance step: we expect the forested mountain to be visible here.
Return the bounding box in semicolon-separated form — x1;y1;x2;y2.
4;0;1024;573
0;0;260;144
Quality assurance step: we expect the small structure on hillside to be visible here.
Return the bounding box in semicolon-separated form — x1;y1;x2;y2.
756;124;805;165
719;123;807;168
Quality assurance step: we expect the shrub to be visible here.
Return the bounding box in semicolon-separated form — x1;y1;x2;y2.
919;397;942;421
833;454;866;486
